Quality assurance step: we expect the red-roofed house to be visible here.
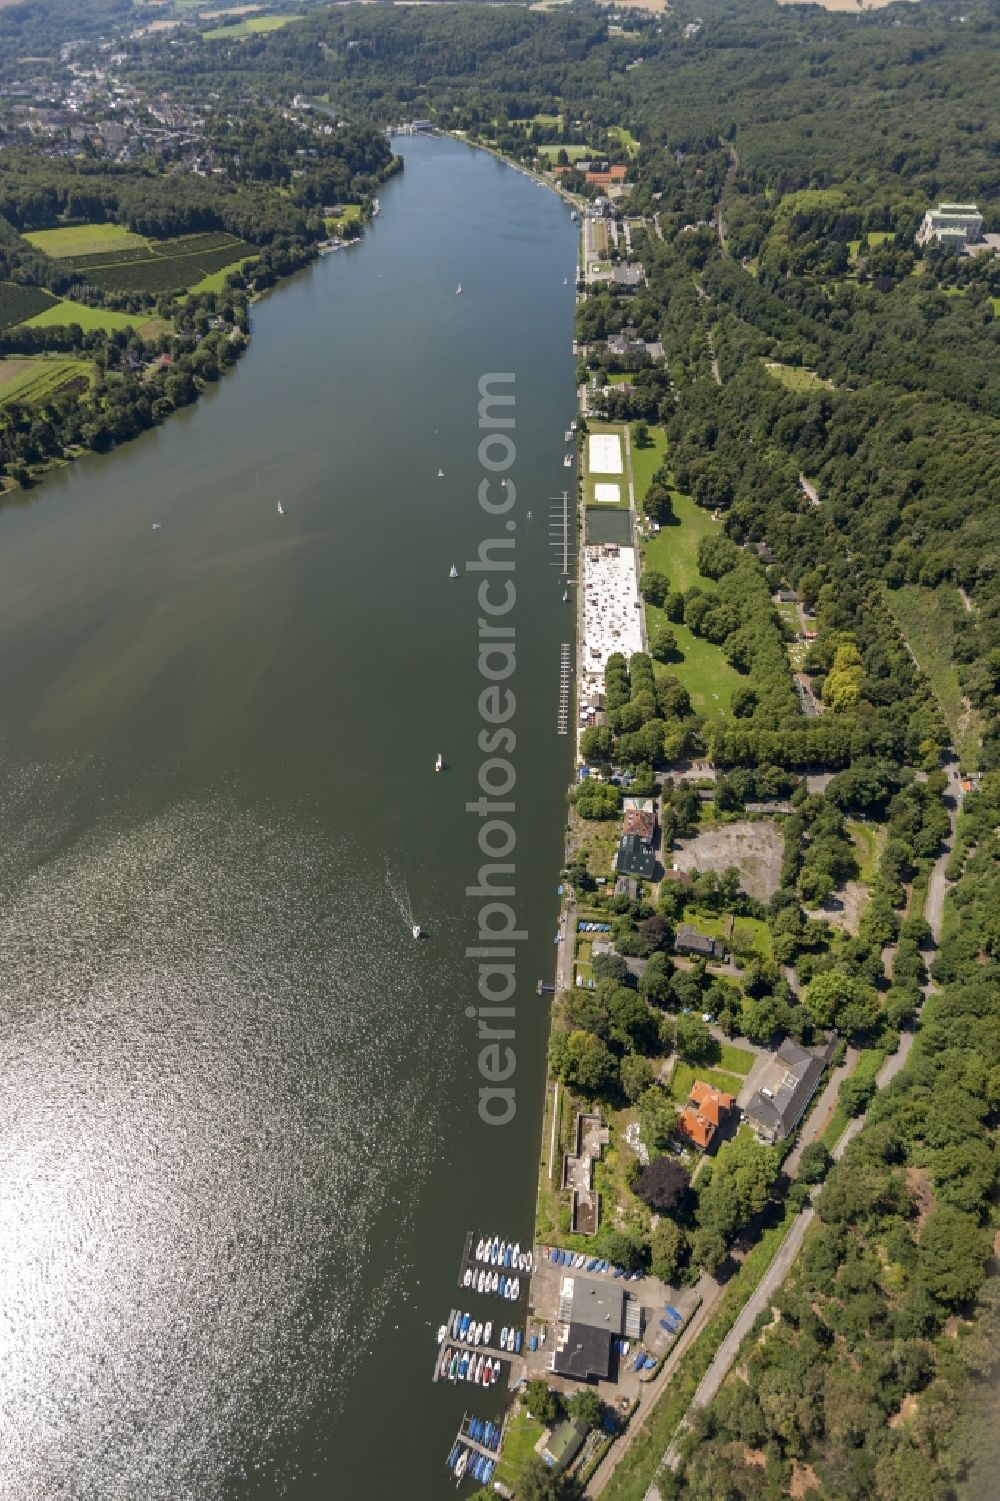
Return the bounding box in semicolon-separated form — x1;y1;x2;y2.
677;1080;735;1151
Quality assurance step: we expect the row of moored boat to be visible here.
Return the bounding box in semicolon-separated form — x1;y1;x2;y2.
447;1443;495;1486
439;1347;501;1387
472;1235;533;1275
441;1311;522;1352
462;1416;502;1453
545;1246;645;1280
462;1266;521;1300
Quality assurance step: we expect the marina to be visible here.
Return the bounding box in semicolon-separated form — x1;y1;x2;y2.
444;1413;505;1489
431;1311;517;1384
557;643;572;735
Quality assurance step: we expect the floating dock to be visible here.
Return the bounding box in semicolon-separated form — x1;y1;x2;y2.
433;1311;513;1382
557;643;572;734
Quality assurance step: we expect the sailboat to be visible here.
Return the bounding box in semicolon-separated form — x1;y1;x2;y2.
449;563;459;579
563;277;568;285
437;467;444;478
526;510;532;519
435;753;443;772
563;589;569;603
456;283;463;295
277;500;284;515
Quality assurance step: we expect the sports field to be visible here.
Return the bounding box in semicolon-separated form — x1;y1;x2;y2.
203;13;294;36
23;224;149;259
588;431;623;474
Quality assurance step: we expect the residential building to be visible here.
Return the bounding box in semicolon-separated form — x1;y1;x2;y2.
612;263;644;289
675;923;725;960
744;1038;835;1143
622;796;656;842
916;202;982;250
677;1079;735;1150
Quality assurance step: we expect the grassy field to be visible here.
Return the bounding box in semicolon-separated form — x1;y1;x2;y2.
669;1061;745;1103
763;361;832;392
538;143;591;161
24;223;148;259
181;255;256;298
494;1408;546;1488
641;483;743;719
716;1041;755;1075
203;13;294;37
846;819;885;884
24;299;140;333
629;424;666;503
886;583;983;767
85;239;254;295
0;356;92;405
0;282;57;329
609;124;640;156
324;204;362;233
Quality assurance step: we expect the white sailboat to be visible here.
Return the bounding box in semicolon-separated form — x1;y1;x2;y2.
449;563;459;579
411;923;421;940
455;283;463;295
435;753;443;772
277;500;284;515
437;467;444;478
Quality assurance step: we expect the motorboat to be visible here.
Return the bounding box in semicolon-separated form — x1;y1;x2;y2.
437;1324;447;1343
454;1450;468;1480
463;1269;472;1289
456;284;463;295
277;501;284;515
510;1278;520;1299
563;276;568;285
499;1326;508;1349
451;1312;461;1338
151;522;161;530
437;467;444;477
526;509;532;518
564;452;573;467
435;752;443;771
477;1270;485;1293
449;563;459;579
411;924;421;939
460;1313;470;1338
474;1354;484;1382
515;1330;522;1354
490;1360;499;1385
482;1358;493;1387
483;1320;492;1345
562;590;569;603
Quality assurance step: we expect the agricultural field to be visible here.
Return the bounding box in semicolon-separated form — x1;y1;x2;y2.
0;283;57;330
23;299;141;333
203;12;295;36
83;240;255;295
0;357;93;406
23;223;148;259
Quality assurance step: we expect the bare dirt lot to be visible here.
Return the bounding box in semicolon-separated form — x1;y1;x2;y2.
804;878;867;936
672;820;784;902
779;0;920;9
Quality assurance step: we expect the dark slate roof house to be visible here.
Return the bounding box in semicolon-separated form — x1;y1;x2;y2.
744;1038;835;1143
675;923;725;960
614;833;656;881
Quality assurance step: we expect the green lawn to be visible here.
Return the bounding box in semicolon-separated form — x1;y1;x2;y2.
717;1041;755;1075
23;223;148;259
538;143;591;161
203;14;295;37
763;361;832;393
886;583;983;768
24;299;140;333
181;254;256;298
495;1408;546;1488
609;124;640;157
669;1061;745;1104
324;204;362;233
846;819;885;884
819;1047;887;1151
629;424;666;505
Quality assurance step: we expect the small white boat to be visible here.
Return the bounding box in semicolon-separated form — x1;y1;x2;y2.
500;1326;508;1349
490;1360;499;1385
436;1324;447;1344
570;419;577;431
562;590;569;603
449;564;459;579
564;453;573;468
563;277;568;285
151;522;161;530
411;924;421;940
526;509;532;519
456;283;462;295
475;1238;484;1260
483;1321;492;1345
463;1268;472;1288
455;1452;468;1480
437;467;444;478
277;501;284;515
435;753;443;772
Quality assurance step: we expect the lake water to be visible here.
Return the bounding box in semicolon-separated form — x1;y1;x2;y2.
0;135;576;1500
